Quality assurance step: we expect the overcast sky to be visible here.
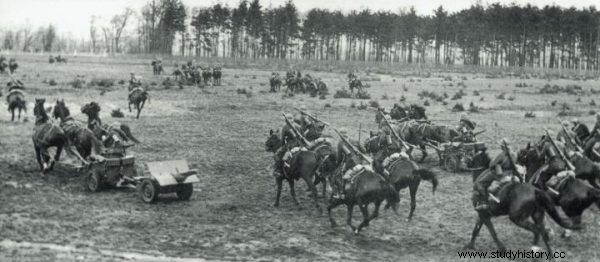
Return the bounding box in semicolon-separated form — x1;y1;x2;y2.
0;0;597;39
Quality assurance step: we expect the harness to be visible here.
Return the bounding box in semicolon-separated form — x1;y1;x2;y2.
382;152;410;173
282;147;307;168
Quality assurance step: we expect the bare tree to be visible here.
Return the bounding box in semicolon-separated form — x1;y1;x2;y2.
111;7;134;53
90;16;98;53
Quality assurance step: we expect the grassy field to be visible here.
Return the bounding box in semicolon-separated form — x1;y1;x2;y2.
1;54;599;261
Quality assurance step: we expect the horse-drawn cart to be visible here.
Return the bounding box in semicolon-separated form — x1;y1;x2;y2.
85;148;199;203
439;141;487;173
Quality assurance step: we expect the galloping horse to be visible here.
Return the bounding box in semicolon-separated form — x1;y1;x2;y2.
81;102;140;148
372;145;439;221
325;153;399;234
265;130;322;212
52;100;104;160
128;86;149;119
32;99;86;173
6;84;26;121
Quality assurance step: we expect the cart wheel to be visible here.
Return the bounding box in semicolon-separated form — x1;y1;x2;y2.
138;179;159;203
86;170;103;192
444;154;460;173
176;183;194;201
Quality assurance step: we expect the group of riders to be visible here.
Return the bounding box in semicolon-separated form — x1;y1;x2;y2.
269;70;328;97
151;58;222;86
267;103;600;217
0;56;18;74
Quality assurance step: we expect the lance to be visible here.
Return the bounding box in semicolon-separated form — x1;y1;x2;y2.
545;129;575;171
282;112;309;146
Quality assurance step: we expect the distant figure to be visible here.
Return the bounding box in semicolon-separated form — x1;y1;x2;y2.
8;58;18;74
212;66;222;86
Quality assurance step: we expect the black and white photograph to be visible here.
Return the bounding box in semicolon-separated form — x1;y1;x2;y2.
1;0;600;260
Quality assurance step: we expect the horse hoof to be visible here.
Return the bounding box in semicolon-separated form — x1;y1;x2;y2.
273;203;279;208
561;229;572;238
531;246;542;252
463;244;475;250
498;246;507;253
353;228;360;235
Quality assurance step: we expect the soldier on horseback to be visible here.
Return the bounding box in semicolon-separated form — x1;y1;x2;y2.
455;114;477;142
532;130;572;190
473;139;524;211
332;128;369;200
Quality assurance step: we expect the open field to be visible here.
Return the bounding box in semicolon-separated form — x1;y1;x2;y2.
1;54;600;261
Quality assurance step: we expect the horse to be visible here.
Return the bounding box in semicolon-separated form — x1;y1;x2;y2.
265;130;322;212
517;144;600;236
212;67;222;86
269;73;282;92
348;78;363;97
371;140;439;220
32;99;86;173
8;59;18;74
151;60;163;75
52;100;104;160
81;102;140;148
128;87;149;119
6;88;26;121
463;175;581;254
49;56;56;64
202;68;213;86
55;55;68;63
325;153;400;234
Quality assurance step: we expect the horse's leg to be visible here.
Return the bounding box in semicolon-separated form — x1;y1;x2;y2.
346;203;356;232
51;145;63;171
327;199;344;227
511;213;551;253
11;109;14;121
482;217;507;252
408;180;421;221
531;210;545;245
274;176;283;208
303;175;322;213
356;203;370;233
18;108;21;121
34;146;43;171
419;144;428;163
288;179;300;207
128;102;132;112
464;216;484;250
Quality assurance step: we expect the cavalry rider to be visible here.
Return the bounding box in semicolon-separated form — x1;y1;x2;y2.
533;130;570;190
129;73;142;90
273;114;306;178
294;105;313;132
333;128;368;200
473;139;523;211
455;114;476;143
557;120;581;151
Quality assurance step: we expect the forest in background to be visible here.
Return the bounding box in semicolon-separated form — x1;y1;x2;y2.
1;0;599;70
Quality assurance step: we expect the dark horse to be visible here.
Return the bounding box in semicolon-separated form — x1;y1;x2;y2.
6;88;26;121
465;165;581;254
324;153;399;234
128;87;149;119
151;60;163;75
32;99;86;173
372;147;439;221
52;100;104;160
517;144;600;235
81;102;140;148
265;130;321;212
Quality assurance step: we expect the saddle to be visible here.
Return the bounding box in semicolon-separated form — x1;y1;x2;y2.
546;170;575;195
6;89;25;103
282;147;307;168
382;152;410;174
306;138;333;151
343;164;374;189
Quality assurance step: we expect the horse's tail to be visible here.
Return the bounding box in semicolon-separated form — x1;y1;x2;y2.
414;168;438;195
144;91;150;104
380;178;400;213
119;124;140;143
535;189;581;230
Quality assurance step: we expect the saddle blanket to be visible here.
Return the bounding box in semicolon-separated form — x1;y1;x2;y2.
283;147;307;164
546;170;575;191
488;174;520;196
382;152;410;171
343;164;374;181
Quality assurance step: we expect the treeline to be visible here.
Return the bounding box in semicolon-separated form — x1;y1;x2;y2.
0;0;599;71
182;1;600;70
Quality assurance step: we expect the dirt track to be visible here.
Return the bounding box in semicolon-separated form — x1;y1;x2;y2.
1;55;599;261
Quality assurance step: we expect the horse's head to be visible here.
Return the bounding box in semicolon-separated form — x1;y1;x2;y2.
33;98;48;120
517;142;543;168
390;105;407;120
265;129;282;153
470;149;491;168
305;122;325;141
81;101;101;119
52;99;70;120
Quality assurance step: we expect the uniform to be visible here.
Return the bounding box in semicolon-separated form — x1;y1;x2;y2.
456;115;476;143
472;141;521;211
534;137;568;189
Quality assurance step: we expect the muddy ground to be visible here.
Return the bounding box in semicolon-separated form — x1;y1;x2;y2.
1;55;599;261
